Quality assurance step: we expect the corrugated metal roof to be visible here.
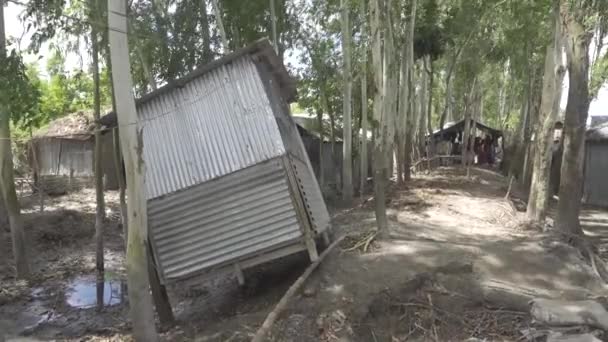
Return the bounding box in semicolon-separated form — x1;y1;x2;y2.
139;56;286;199
587;122;608;141
97;39;296;130
148;157;302;281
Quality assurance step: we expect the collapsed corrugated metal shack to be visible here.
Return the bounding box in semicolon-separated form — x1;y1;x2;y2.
29;111;118;194
583;123;608;207
100;39;331;283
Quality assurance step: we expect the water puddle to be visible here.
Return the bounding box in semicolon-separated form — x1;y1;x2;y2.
66;275;125;308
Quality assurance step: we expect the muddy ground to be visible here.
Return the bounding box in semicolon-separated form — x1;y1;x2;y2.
1;167;608;341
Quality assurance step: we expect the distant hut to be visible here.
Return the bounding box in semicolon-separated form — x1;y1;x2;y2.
583;123;608;207
431;119;503;164
29;111;118;194
292;113;372;198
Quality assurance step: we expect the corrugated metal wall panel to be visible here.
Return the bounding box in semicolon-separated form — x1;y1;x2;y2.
57;140;94;177
289;155;330;234
138;57;285;200
37;140;61;175
584;142;608;207
148;158;302;281
36;139;93;177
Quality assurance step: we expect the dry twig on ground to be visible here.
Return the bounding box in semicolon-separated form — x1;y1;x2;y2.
342;230;378;253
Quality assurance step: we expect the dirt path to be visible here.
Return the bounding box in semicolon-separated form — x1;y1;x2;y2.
1;167;608;341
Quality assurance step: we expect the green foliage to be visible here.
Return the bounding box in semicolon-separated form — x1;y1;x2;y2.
591;54;608;100
414;0;446;60
0;50;41;130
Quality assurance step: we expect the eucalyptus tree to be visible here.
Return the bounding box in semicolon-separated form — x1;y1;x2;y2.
556;0;608;236
527;0;564;223
341;0;354;202
0;0;41;279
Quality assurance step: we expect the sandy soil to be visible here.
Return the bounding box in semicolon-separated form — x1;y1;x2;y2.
1;167;608;341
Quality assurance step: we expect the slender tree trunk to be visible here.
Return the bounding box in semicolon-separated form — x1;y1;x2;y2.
105;37;128;248
322;91;338;187
402;0;417;181
426;57;435;165
462;78;476;177
417;62;427;161
90;0;106;311
316;109;324;189
384;2;398;182
211;0;229;52
341;0;354;202
108;1;159;340
370;0;388;237
396;55;406;184
0;0;29;280
468;80;482;178
521;66;538;189
360;0;368;194
555;3;592;236
269;0;278;53
527;1;564;222
199;0;213;63
113;129;128;245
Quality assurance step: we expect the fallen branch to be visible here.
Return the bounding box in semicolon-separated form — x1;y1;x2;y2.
251;234;345;342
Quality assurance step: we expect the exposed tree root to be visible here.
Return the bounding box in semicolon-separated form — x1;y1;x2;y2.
558;232;608;286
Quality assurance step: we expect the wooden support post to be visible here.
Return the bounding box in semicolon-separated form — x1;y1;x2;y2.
147;243;174;328
234;263;245;286
281;156;319;262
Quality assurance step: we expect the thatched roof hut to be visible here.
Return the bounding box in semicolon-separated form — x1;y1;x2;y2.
29;111;118;194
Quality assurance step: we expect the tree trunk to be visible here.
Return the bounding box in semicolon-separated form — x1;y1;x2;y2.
0;0;29;280
108;1;159;340
106;39;128;248
462;78;476;177
360;0;368;194
269;0;278;53
341;0;354;202
555;3;593;236
316;109;324;190
384;14;398;181
468;80;482;178
211;0;229;51
199;0;213;63
396;55;406;184
113;129;128;245
370;0;388;237
90;0;106;311
417;62;427;161
425;57;435;164
527;1;564;222
402;0;417;181
521;66;539;189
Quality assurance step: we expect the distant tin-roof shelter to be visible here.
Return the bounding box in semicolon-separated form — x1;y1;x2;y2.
431;119;502;142
29;111;118;194
583;123;608;206
590;115;608;128
99;39;330;283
